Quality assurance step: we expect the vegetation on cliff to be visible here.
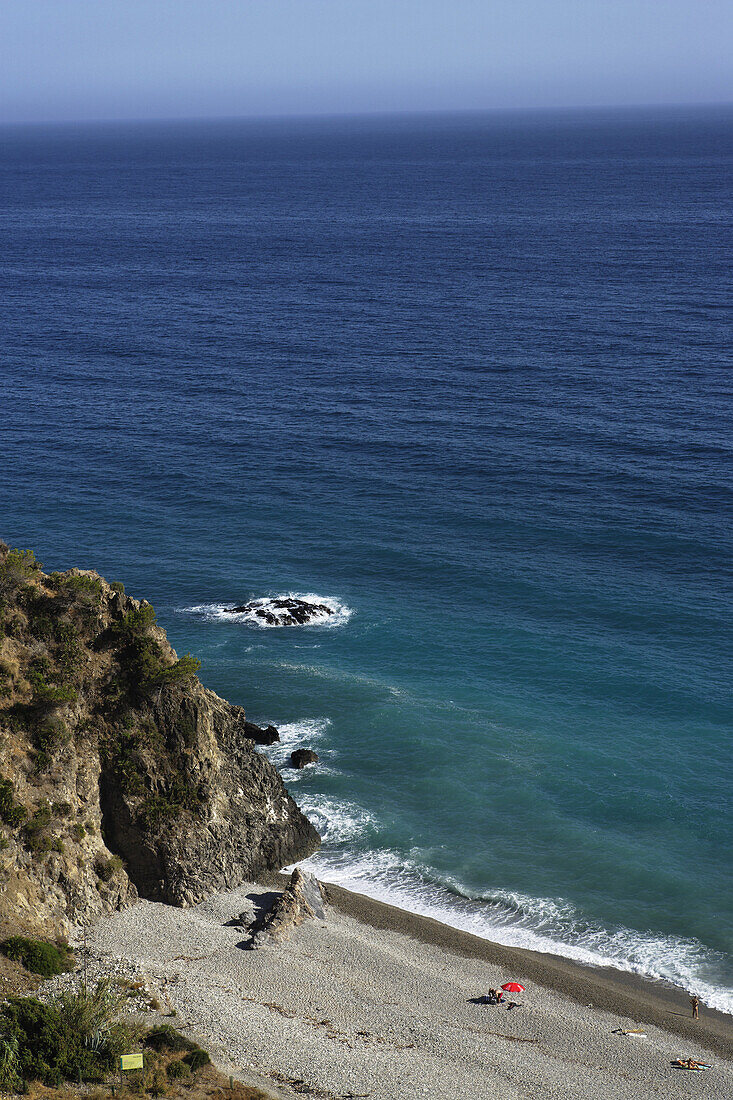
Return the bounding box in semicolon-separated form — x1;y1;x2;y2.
0;542;319;941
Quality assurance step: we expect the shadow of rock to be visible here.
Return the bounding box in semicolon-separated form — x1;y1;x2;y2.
225;891;281;943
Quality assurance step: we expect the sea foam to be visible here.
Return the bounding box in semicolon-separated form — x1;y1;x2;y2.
258;716;334;775
292;796;733;1016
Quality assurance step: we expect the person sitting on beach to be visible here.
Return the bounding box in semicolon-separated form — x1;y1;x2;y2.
496;989;504;1003
485;989;496;1004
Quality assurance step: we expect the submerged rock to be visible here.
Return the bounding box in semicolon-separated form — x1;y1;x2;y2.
248;868;326;948
290;749;319;769
224;597;334;626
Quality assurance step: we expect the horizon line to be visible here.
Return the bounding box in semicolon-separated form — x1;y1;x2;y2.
1;98;732;131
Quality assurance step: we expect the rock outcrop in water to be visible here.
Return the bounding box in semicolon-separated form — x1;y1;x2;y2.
224;597;334;626
244;720;280;745
290;749;319;769
0;544;320;938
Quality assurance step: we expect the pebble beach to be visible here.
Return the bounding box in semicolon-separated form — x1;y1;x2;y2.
71;877;732;1100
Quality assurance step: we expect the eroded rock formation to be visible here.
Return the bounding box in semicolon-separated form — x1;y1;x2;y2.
248;868;326;947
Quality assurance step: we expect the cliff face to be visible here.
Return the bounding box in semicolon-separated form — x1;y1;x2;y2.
0;545;319;936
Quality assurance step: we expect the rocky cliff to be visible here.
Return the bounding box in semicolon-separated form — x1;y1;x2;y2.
0;544;319;937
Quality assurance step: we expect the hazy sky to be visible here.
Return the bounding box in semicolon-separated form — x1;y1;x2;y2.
1;0;731;123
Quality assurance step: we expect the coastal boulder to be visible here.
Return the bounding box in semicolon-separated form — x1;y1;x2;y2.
224;597;334;626
248;868;326;948
245;721;280;745
290;749;319;769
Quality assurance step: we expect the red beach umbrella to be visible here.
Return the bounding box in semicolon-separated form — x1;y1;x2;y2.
501;982;525;993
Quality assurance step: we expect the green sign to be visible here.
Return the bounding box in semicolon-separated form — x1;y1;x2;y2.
120;1053;144;1071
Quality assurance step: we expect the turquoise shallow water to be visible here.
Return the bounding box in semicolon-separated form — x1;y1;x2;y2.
1;108;731;1009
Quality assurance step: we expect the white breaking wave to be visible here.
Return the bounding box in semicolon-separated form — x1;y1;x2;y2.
289;794;376;845
260;717;332;774
180;594;353;628
289;796;733;1016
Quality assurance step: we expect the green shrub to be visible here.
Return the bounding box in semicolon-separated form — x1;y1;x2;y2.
136;796;178;831
110;581;125;595
61;574;103;600
52;801;72;817
53;977;133;1059
145;1025;196;1054
0;981;133;1086
55;621;83;673
142;1051;168;1097
28;672;77;710
0;779;26;827
0;1043;20;1092
114;605;157;640
1;611;23;638
137;780;201;831
0;1028;22;1094
0;548;42;599
23;802;53;852
115;634;167;691
29;614;55;639
34;718;70;762
95;855;123;883
105;728;146;796
53;574;103;627
0;937;74;977
146;654;201;691
178;717;197;747
29;654;52;676
54;620;78;644
182;1047;210;1072
71;822;86;841
165;1058;191;1079
109;606;165;688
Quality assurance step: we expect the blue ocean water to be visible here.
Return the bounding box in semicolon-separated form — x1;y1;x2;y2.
1;107;732;1009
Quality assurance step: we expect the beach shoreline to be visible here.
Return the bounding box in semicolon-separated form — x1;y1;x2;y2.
311;875;733;1061
75;872;732;1100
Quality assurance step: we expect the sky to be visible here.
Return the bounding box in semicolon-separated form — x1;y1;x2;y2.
0;0;731;124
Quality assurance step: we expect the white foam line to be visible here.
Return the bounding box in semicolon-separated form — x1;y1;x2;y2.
286;795;733;1016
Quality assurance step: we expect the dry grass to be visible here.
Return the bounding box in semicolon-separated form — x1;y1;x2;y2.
0;1065;275;1100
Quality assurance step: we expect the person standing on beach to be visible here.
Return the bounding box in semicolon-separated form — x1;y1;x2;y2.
690;995;700;1019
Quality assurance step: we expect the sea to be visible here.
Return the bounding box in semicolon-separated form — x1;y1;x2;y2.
1;106;731;1012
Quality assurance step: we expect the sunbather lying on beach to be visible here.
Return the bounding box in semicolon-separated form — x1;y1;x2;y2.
673;1058;710;1070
